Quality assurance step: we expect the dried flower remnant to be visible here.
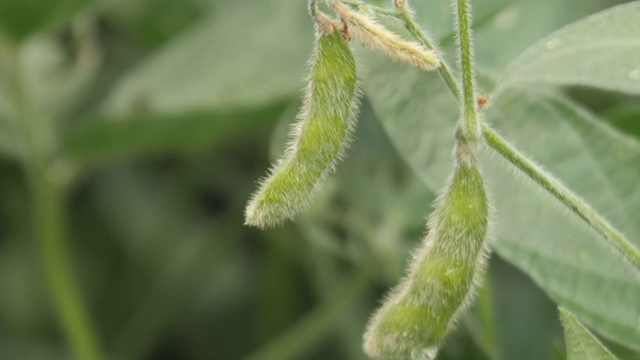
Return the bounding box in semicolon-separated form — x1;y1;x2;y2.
331;1;439;71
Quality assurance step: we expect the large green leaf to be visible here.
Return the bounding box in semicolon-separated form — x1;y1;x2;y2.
101;0;313;116
403;0;619;70
471;0;625;70
496;2;640;95
559;308;619;360
365;58;640;350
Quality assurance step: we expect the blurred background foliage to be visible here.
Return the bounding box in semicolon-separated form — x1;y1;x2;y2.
0;0;639;359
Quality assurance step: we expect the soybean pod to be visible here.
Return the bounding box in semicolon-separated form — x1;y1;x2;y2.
364;137;490;359
245;22;359;229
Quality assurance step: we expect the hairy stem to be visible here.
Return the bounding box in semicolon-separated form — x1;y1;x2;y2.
399;8;462;100
341;0;403;17
12;65;102;360
483;125;640;274
454;0;480;139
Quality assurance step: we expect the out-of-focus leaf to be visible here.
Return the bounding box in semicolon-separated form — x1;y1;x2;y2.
0;238;52;335
467;257;563;360
0;116;22;161
0;0;89;40
19;24;102;120
102;0;204;48
89;164;254;358
101;0;313;116
559;308;619;360
0;17;104;161
365;57;640;350
0;39;20;160
0;341;67;360
496;2;640;96
63;103;286;171
604;104;640;139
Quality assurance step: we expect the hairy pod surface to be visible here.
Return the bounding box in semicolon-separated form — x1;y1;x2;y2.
364;142;489;359
331;1;439;71
245;27;358;228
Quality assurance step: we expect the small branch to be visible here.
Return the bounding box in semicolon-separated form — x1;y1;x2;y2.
399;7;461;101
454;0;480;139
12;63;103;360
341;0;403;17
483;125;640;274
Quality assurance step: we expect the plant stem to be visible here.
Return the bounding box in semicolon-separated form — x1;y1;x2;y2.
454;0;480;139
440;3;511;47
341;0;402;17
483;125;640;274
244;262;373;360
398;8;462;100
12;65;102;360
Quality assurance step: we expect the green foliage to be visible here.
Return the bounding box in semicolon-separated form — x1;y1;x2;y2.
559;308;619;360
1;0;639;360
497;3;640;96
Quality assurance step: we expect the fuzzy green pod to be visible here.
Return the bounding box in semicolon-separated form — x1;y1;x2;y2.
245;26;358;229
364;140;489;359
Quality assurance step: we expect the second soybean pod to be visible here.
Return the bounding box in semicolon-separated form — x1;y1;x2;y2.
364;137;490;359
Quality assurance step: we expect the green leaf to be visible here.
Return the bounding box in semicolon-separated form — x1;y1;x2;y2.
471;0;621;69
559;308;619;360
496;2;640;95
101;0;313;116
365;58;640;350
407;0;612;70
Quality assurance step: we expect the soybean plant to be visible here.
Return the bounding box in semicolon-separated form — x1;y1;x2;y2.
244;0;640;359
